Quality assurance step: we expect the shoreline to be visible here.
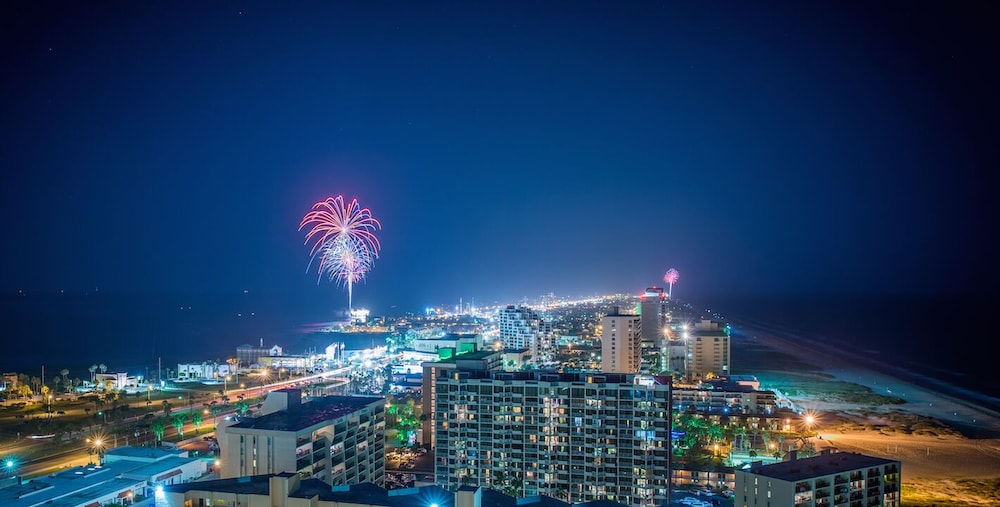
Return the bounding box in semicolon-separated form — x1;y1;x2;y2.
731;317;1000;439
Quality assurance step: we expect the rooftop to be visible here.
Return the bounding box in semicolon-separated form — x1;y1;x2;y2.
0;453;204;507
745;451;898;481
104;446;184;460
428;349;499;364
230;395;383;431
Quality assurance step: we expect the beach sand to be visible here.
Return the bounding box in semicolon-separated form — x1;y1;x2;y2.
731;321;1000;505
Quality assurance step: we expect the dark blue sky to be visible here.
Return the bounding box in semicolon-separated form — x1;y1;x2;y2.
2;1;996;313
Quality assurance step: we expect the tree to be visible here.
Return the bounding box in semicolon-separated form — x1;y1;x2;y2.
171;413;188;437
192;411;203;433
60;369;70;392
210;403;222;428
150;418;166;444
99;364;107;374
162;400;171;415
89;364;98;383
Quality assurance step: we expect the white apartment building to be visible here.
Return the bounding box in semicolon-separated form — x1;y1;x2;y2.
433;369;672;507
734;450;901;507
684;319;731;382
498;305;554;361
601;307;642;374
217;389;385;487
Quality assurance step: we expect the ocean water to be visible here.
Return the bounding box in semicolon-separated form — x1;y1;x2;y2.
703;294;999;402
0;291;338;381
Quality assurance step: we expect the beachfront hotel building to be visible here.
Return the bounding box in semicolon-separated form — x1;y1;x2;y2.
601;306;643;374
639;287;668;350
421;348;503;449
217;389;386;487
684;318;731;382
498;304;555;361
672;381;777;416
734;450;901;507
433;368;672;506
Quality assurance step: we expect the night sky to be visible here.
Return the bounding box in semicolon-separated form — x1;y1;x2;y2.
2;1;997;313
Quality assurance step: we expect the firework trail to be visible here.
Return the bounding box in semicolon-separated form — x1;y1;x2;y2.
663;268;679;298
300;195;381;311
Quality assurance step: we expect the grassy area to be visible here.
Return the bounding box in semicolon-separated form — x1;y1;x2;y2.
903;478;1000;507
754;370;906;406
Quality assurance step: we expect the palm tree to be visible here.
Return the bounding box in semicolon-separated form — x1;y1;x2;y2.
171;413;188;437
733;426;748;452
191;411;203;433
89;364;98;384
162;399;171;415
150;418;166;445
60;369;70;393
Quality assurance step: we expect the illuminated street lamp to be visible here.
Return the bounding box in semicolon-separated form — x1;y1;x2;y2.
4;458;16;476
87;437;106;464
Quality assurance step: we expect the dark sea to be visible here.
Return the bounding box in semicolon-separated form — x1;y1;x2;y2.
700;294;999;403
0;291;348;382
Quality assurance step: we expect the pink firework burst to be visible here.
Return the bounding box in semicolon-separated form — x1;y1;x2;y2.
663;268;679;298
299;195;381;311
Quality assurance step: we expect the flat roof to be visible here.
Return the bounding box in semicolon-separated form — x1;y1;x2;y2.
426;350;499;365
163;473;293;496
746;452;898;481
1;455;203;507
231;395;382;431
105;446;183;460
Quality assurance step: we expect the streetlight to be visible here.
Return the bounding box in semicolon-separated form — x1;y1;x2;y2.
4;458;16;476
87;437;106;464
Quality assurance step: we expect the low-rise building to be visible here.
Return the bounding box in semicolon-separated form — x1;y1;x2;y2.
734;450;901;507
672;382;777;416
160;474;631;507
177;362;233;380
217;389;386;486
0;446;205;507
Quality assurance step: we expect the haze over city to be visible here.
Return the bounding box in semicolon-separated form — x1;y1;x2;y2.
2;1;996;314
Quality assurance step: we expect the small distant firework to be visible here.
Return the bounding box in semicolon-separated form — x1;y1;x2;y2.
663;268;679;298
299;195;381;311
